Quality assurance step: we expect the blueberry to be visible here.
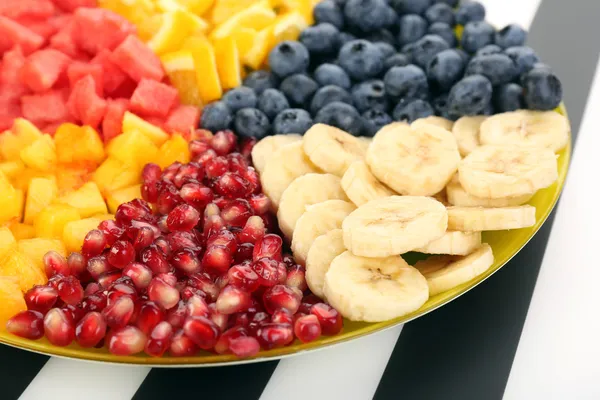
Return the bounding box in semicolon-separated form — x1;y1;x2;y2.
455;48;470;63
461;21;495;53
362;109;393;136
200;101;232;132
434;0;459;6
428;22;457;47
313;0;345;29
222;87;257;113
504;46;539;75
315;102;363;136
273;109;313;135
465;54;518;85
455;1;485;25
344;0;396;32
368;30;397;47
351;80;389;112
384;53;410;70
373;42;397;60
427;49;465;90
397;14;428;46
447;74;493;116
338;40;385;80
482;102;495;115
234;108;271;139
279;74;319;108
432;93;449;115
392;99;434;122
243;70;279;95
338;32;357;47
475;44;502;57
257;89;290;120
269;41;310;78
493;83;525;112
390;0;432;15
310;85;353;115
406;34;450;69
384;64;428;99
424;3;455;25
522;69;563;111
300;23;340;56
314;63;352;89
495;24;527;48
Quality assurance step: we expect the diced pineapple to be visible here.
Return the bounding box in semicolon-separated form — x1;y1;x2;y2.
0;249;47;292
122;112;169;146
9;223;36;240
0;172;24;224
20;134;57;171
34;204;81;239
106;130;159;169
57;182;108;218
24;177;58;224
9;168;55;193
0;227;17;259
0;277;27;327
156;134;190;168
18;238;66;272
0;160;25;180
55;166;92;194
0;119;43;160
54;124;106;166
93;157;141;194
62;217;103;253
106;184;142;214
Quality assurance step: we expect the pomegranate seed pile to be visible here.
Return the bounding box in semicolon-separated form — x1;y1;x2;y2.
6;130;343;358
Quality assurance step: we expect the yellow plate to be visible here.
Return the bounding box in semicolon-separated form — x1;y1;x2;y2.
0;106;572;367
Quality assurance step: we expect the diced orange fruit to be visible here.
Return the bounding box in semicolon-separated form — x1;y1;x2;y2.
9;224;36;241
181;37;223;103
20;135;56;171
213;36;242;90
24;177;58;225
210;1;276;40
63;217;103;253
34;204;81;240
55;166;92;194
57;182;108;218
106;185;142;214
54;124;105;167
272;11;308;43
277;0;318;24
99;0;156;25
156;134;191;169
18;238;66;272
0;160;25;180
93;157;140;194
122;112;169;146
93;214;115;221
0;227;17;259
161;50;203;107
243;25;275;69
107;130;159;169
0;249;47;292
0;277;27;328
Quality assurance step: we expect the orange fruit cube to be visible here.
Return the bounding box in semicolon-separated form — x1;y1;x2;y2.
54;124;105;167
0;277;27;327
272;11;308;43
34;204;81;240
20;134;56;171
63;217;103;253
57;182;108;218
106;185;142;214
0;174;24;225
148;9;204;55
0;249;47;292
0;119;43;161
0;160;25;180
0;227;17;259
9;223;36;240
24;177;59;225
156;134;191;169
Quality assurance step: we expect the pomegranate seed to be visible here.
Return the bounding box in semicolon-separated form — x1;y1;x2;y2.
203;215;225;239
154;236;172;257
110;275;135;288
228;264;260;292
215;274;229;290
84;282;100;296
75;312;107;347
136;301;165;335
131;227;155;251
162;162;182;183
148;277;180;310
298;294;321;314
227;153;249;173
247;311;270;336
173;164;203;188
145;321;173;357
167;231;200;254
98;220;125;246
102;296;134;328
142;163;162;183
43;251;70;277
205;156;229;179
98;270;121;288
214;173;251;199
43;308;75;346
167;204;200;231
6;310;44;339
201;245;232;274
285;265;308;291
234;313;250;328
253;234;283;262
107;240;135;269
263;285;302;314
67;252;87;277
211;130;237;155
166;300;187;328
238;216;265;244
294;314;321;343
242;168;260;194
271;308;293;325
157;272;177;287
156;183;183;214
87;255;113;279
311;303;343;335
82;230;107;258
187;294;209;317
81;292;107;313
183;316;220;349
234;243;254;263
261;213;278;233
189;140;211;160
141;182;159;203
214;326;247;354
207;230;237;255
171;249;201;275
187;273;219;302
208;303;229;331
108;326;147;356
47;274;63;290
180;182;214;211
247;296;263;313
216;285;251;314
24;286;58;313
252;258;286;287
256;323;294;349
62;304;86;323
229;336;260;358
122;262;153;291
140;245;170;274
240;137;256;159
56;276;84;305
115;199;152;225
195;148;217;167
180;286;205;301
204;203;220;219
169;329;198;356
107;283;138;304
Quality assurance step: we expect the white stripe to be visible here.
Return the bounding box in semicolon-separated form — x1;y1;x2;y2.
18;358;150;400
503;55;600;400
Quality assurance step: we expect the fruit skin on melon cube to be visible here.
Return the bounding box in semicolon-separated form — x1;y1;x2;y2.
73;8;136;56
18;238;66;271
157;134;191;169
93;157;140;194
106;130;159;169
91;49;128;94
67;75;108;129
34;204;81;240
106;184;142;214
0;276;27;326
110;35;165;83
164;105;200;135
57;182;108;218
0;227;17;259
62;217;103;253
102;98;129;144
0;119;43;160
54;123;106;167
19;135;57;171
20;49;72;93
0;16;44;55
122;111;169;146
20;89;71;125
67;62;104;96
24;178;58;225
0;249;48;292
130;79;180;118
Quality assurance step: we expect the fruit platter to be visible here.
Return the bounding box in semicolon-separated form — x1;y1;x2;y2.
0;0;570;366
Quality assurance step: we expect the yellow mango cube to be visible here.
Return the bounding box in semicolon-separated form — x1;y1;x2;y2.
34;204;81;239
62;217;103;253
93;157;141;194
9;223;36;240
0;160;25;180
209;0;261;25
148;9;201;55
24;177;58;224
20;135;57;171
272;11;308;43
175;0;214;16
18;238;66;272
156;134;191;169
0;119;43;160
92;213;115;221
161;51;204;107
0;277;27;327
55;166;91;194
122;112;169;146
232;28;258;63
181;37;223;103
9;168;55;193
210;1;276;40
0;249;47;292
57;182;108;218
0;174;24;224
106;185;142;214
243;25;274;69
106;130;159;168
0;227;17;259
54;124;105;166
213;36;242;90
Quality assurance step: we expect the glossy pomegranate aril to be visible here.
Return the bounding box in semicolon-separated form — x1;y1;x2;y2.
249;194;271;215
214;173;251;199
263;285;302;314
228;263;260;292
142;163;162;183
206;229;237;253
43;251;70;278
136;301;165;335
271;308;293;325
298;294;321;314
81;292;107;313
252;258;286;287
108;326;147;356
156;183;183;214
201;245;232;274
167;231;200;254
180;182;214;211
87;255;113;279
216;285;251;314
294;314;321;343
167;204;200;231
227;153;248;174
256;323;294;349
247;311;270;336
145;321;173;357
208;303;229;331
122;262;153;291
140;245;170;275
285;265;308;291
253;234;283;262
189;140;211;160
173;163;203;188
171;249;201;275
82;229;107;258
187;273;219;302
115;199;152;226
67;252;87;277
311;303;343;335
229;336;260;358
24;285;58;313
237;216;265;244
102;296;134;328
57;276;84;305
214;326;247;354
98;220;125;246
203;214;225;239
187;294;209;317
141;181;160;203
211;130;237;155
169;329;198;357
131;226;155;251
84;282;101;296
240;137;256;159
241;168;260;194
205;156;229;179
148;277;180;310
62;304;86;323
161;162;182;183
6;310;45;339
234;243;254;264
98;270;122;289
107;283;138;304
107;240;135;269
43;308;75;346
75;311;107;348
183;316;220;349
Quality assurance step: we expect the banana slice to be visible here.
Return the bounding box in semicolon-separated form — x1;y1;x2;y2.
366;122;461;196
414;244;494;296
479;110;570;153
412;116;454;131
323;251;429;322
291;200;356;264
251;134;302;174
261;142;321;209
458;144;558;199
303;124;366;177
414;231;482;256
341;160;396;207
446;174;533;207
431;190;449;206
342;196;448;257
447;205;536;231
277;173;349;239
358;136;372;151
452;115;487;157
305;229;346;298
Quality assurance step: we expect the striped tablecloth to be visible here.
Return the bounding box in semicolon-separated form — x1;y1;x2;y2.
3;0;600;399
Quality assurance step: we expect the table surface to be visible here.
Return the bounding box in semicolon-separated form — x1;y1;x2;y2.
2;0;600;399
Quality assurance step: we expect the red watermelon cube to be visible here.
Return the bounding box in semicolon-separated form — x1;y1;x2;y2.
73;8;135;56
21;89;70;123
102;98;128;143
49;19;81;59
41;121;64;136
67;74;106;128
164;105;201;135
67;62;103;96
53;0;98;12
16;18;59;40
110;35;164;83
90;49;127;94
130;79;179;118
0;84;21;130
0;16;44;55
0;0;56;20
1;45;26;84
21;49;72;92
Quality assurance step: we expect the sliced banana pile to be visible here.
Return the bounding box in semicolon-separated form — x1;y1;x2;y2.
251;109;567;323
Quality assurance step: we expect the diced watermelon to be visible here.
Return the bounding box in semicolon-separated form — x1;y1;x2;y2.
90;49;128;94
164;105;201;135
1;45;26;84
53;0;97;12
21;48;72;92
0;16;44;55
110;35;165;83
21;89;70;123
101;98;128;143
0;86;20;130
41;121;65;136
0;0;56;20
130;79;180;119
73;8;136;56
67;62;103;96
67;74;106;128
15;18;60;39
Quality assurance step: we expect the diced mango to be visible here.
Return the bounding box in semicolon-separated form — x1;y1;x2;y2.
20;135;57;171
232;28;258;63
0;172;24;224
122;112;169;146
210;1;275;40
156;134;191;168
0;160;25;180
9;168;55;193
62;217;103;253
54;124;105;167
106;130;159;169
0;277;27;327
272;11;308;43
148;9;203;54
18;238;66;272
99;0;155;25
137;13;164;41
161;50;203;107
175;0;214;16
181;37;222;103
243;25;274;69
34;204;81;239
106;184;142;214
55;166;92;194
9;223;36;240
0;119;43;160
24;177;59;224
209;0;261;25
0;227;17;259
213;36;241;90
57;182;108;218
93;157;141;194
0;249;47;292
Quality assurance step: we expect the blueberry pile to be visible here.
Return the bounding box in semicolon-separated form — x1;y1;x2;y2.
200;0;563;138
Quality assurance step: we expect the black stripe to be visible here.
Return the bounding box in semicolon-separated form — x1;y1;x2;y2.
0;346;48;400
373;0;600;399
